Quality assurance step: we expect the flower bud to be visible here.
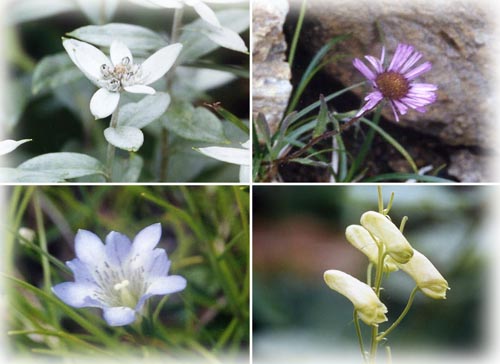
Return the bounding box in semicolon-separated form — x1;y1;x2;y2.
360;211;414;264
345;225;399;272
398;249;449;299
324;270;388;326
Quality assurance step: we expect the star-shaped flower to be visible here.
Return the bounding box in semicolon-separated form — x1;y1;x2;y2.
63;39;182;119
52;223;186;326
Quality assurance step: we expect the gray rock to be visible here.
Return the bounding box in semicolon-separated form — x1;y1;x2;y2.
291;0;494;148
252;0;293;133
448;149;489;182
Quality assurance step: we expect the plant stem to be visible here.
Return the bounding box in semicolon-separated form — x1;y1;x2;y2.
377;286;419;342
105;106;120;182
160;7;184;181
354;310;367;362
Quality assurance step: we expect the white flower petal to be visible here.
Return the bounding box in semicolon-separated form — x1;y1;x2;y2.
187;0;221;27
139;43;183;85
75;229;106;267
147;249;171;277
105;231;132;266
63;39;111;85
124;85;156;94
241;139;250;149
90;88;120;119
110;41;133;66
198;146;250;166
204;23;248;53
52;282;97;308
66;258;96;285
103;307;136;326
132;223;162;252
0;139;31;156
239;165;250;182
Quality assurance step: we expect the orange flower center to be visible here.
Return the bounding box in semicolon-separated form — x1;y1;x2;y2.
375;72;409;100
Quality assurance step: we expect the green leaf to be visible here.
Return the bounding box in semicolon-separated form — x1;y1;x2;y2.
119;93;171;129
113;154;144;182
363;173;452;183
313;94;329;138
8;0;75;25
0;168;63;183
32;53;82;94
67;23;167;51
104;126;144;152
18;153;106;180
180;9;249;62
290;158;330;168
163;101;228;143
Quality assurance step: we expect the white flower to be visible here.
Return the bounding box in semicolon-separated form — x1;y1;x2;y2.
0;139;31;156
324;270;388;326
360;211;414;264
130;0;248;53
397;249;450;299
63;39;182;119
197;139;250;182
345;224;399;272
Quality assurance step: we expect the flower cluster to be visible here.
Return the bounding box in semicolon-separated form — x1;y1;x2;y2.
324;209;449;326
52;223;186;326
353;43;438;121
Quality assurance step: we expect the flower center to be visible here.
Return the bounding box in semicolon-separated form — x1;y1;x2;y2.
114;279;136;308
100;57;139;92
375;71;409;100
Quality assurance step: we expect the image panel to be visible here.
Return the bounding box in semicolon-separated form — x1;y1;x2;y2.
253;185;493;363
1;185;249;363
252;0;497;182
1;0;249;183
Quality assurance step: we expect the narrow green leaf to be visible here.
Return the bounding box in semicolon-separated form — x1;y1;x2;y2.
312;94;329;138
290;158;330;168
67;23;167;51
208;104;249;133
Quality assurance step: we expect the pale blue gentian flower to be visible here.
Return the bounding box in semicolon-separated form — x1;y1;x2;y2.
52;223;186;326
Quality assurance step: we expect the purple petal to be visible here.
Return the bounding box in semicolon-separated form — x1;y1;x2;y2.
66;258;95;284
392;100;409;115
105;231;132;266
75;229;105;267
132;223;162;252
103;307;136;326
353;58;376;81
147;249;171;277
52;282;97;308
379;46;386;65
364;55;383;74
389;102;400;122
404;61;432;80
388;44;413;72
355;91;383;117
399;51;423;74
135;275;186;311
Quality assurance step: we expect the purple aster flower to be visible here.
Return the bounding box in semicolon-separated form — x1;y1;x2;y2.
353;43;437;121
52;223;186;327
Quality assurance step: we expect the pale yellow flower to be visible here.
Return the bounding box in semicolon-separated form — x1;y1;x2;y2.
398;249;449;299
360;211;414;264
345;224;399;272
324;270;388;326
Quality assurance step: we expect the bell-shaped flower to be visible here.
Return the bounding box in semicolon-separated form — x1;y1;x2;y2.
52;223;186;326
398;249;449;299
0;139;31;156
63;39;182;119
345;224;399;272
360;211;414;264
197;139;250;182
130;0;248;53
324;270;388;326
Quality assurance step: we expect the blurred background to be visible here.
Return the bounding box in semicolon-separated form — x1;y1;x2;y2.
253;185;493;363
2;185;249;363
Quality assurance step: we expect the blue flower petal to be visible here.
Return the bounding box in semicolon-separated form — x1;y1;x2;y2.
52;282;97;308
147;249;171;277
67;258;95;284
135;275;186;311
131;223;161;252
105;231;132;266
103;307;136;326
75;229;105;267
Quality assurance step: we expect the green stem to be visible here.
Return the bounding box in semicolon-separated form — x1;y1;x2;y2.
366;263;373;287
105;106;120;182
369;235;387;362
377;186;383;213
160;7;184;181
377;286;419;342
288;0;307;69
354;310;367;362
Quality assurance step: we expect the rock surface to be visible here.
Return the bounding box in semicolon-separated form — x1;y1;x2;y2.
290;0;495;149
252;0;292;133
